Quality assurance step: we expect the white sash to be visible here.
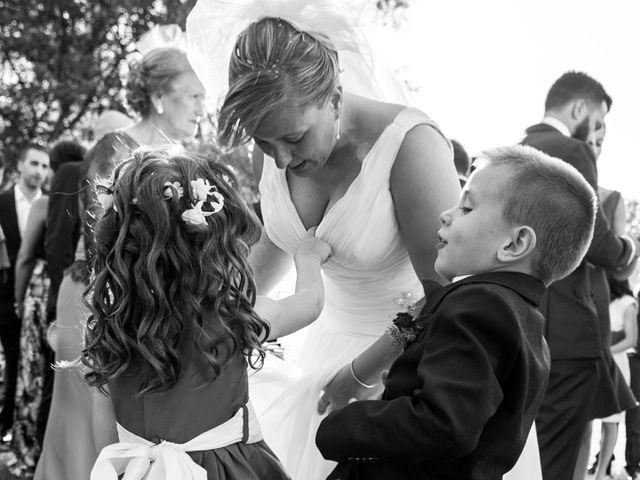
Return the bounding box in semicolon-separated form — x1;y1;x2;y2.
91;402;262;480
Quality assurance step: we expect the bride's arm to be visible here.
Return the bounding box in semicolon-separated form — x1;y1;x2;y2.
318;125;460;413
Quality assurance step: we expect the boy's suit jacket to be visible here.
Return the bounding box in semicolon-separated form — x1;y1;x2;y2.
0;186;20;322
522;124;635;360
316;272;550;480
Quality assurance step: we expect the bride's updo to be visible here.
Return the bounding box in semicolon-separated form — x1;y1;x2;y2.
126;47;195;118
218;18;340;147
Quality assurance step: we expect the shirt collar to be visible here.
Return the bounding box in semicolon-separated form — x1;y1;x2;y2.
14;184;42;203
420;271;546;316
541;116;572;137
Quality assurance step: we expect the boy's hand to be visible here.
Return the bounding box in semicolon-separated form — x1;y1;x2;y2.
295;227;331;264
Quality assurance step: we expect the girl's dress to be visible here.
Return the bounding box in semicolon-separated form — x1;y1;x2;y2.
251;107;542;480
601;294;639;423
100;331;290;479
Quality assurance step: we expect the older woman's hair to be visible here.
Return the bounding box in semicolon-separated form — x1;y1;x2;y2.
218;18;340;147
126;47;194;117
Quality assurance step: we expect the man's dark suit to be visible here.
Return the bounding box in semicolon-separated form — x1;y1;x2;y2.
521;123;637;480
0;187;23;432
316;272;550;480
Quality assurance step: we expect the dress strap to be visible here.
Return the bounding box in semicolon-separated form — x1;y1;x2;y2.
391;108;451;148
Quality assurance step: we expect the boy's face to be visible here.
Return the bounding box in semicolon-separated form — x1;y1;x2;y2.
435;163;514;282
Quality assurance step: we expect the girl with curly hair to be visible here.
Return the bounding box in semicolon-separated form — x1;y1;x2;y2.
83;148;329;479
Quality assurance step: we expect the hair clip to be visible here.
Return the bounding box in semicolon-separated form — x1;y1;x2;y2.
180;178;225;226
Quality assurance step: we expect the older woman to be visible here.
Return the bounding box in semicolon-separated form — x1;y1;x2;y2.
188;4;460;479
33;47;205;480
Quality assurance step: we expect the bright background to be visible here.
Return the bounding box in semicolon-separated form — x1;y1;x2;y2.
370;0;639;199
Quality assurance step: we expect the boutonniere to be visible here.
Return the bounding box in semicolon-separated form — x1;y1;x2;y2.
387;292;422;352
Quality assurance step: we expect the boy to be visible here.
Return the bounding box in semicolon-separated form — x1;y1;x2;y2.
315;145;597;480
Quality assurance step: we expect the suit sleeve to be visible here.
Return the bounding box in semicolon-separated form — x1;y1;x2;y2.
316;289;516;463
563;142;633;269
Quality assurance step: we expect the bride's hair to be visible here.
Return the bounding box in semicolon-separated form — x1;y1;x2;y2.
218;17;340;147
81;148;268;395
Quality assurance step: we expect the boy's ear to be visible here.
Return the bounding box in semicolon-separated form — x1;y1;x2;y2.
497;226;537;264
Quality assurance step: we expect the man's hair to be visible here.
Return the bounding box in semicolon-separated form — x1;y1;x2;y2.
545;71;612;112
49;140;86;172
481;145;596;285
17;143;48;163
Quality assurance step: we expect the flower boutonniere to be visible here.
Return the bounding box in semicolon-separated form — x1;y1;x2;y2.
387;292;422;352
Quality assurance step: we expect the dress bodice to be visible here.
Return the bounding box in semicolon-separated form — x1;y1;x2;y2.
109;338;248;444
260;108;442;336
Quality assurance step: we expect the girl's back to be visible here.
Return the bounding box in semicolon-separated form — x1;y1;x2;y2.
83;149;290;479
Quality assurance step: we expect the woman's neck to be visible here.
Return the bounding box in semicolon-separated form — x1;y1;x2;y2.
125;115;182;146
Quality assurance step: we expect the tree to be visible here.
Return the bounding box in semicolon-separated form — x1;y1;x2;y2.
0;0;407;193
0;0;196;166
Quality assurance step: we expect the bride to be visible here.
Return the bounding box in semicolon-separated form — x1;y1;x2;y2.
187;1;541;479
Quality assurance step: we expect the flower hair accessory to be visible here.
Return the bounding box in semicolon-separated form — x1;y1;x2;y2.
180;178;225;226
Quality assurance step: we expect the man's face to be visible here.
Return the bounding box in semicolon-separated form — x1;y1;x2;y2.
17;148;49;190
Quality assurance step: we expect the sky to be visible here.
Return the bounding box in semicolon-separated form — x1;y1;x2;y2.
369;0;639;199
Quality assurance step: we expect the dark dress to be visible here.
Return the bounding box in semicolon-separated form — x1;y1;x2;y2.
589;189;636;419
108;332;290;479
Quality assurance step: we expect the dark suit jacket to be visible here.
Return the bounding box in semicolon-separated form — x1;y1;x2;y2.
0;187;20;321
521;123;634;360
316;272;550;480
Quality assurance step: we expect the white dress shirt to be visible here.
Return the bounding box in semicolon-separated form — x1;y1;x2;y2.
14;185;42;236
541;116;572;137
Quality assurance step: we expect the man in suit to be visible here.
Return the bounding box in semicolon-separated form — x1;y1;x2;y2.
0;143;49;436
521;71;639;480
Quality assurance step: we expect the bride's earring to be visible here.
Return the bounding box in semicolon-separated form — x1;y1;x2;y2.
154;101;164;115
335;113;341;141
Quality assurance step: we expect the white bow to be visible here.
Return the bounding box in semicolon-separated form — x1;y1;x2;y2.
91;403;262;480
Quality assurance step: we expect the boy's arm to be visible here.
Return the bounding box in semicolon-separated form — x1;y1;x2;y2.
316;288;517;463
256;228;331;340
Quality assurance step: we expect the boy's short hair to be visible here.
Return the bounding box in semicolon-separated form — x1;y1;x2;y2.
479;145;596;285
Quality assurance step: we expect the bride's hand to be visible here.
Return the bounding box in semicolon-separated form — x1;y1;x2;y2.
317;363;382;414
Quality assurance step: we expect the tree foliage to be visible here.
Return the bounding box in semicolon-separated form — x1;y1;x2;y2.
0;0;408;198
0;0;196;165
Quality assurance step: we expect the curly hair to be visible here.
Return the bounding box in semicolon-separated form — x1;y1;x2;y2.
218;17;340;147
81;148;268;395
126;47;195;118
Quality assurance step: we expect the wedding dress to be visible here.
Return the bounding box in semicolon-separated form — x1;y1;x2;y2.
250;106;543;480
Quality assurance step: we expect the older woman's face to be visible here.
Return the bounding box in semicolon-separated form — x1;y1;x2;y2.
251;97;338;176
160;72;206;140
587;126;606;159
